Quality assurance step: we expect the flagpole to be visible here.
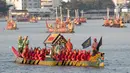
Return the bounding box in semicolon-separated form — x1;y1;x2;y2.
107;8;110;19
56;7;58;19
67;9;70;18
60;6;63;24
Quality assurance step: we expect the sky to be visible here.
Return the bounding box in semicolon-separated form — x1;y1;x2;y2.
62;0;68;2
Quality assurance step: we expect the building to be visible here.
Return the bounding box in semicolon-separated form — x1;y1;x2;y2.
6;0;61;17
25;0;41;9
6;0;23;10
6;0;41;10
41;0;62;8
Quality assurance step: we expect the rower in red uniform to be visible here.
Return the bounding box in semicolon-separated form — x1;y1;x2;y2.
28;47;33;60
65;51;69;61
38;50;45;61
61;50;65;61
56;52;61;61
71;50;77;61
81;50;86;61
87;50;91;61
68;51;73;61
21;46;29;59
76;50;82;61
35;50;40;60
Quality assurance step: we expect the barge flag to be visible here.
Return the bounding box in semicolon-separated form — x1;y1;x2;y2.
97;37;102;51
82;37;91;49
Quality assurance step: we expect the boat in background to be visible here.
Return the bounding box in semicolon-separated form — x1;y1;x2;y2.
6;7;18;30
29;16;38;23
46;7;74;33
46;20;74;33
80;10;87;23
6;20;18;30
103;8;126;28
73;9;81;26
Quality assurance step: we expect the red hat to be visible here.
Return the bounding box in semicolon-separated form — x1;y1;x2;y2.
94;38;97;41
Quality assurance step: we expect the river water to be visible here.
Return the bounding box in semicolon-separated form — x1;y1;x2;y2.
0;20;130;73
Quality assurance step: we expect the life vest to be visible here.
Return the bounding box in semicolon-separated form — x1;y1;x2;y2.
71;53;76;61
65;53;69;61
81;53;86;61
61;53;65;61
68;52;72;60
76;52;81;61
55;54;61;61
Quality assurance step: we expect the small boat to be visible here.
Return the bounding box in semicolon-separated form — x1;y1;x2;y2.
80;10;87;23
80;17;87;23
73;9;82;25
73;18;81;26
46;7;74;33
29;17;38;23
46;20;74;33
12;34;104;67
6;20;18;30
6;8;18;30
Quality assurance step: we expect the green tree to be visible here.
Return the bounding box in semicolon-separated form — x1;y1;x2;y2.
61;0;115;11
0;0;12;15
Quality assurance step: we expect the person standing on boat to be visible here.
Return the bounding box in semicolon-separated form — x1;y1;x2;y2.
92;38;98;56
18;36;23;53
23;36;29;49
66;38;73;52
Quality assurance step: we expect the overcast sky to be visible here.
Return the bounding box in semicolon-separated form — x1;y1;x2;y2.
62;0;68;2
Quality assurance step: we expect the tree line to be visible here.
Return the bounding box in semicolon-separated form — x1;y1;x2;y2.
59;0;115;16
0;0;12;15
61;0;115;11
